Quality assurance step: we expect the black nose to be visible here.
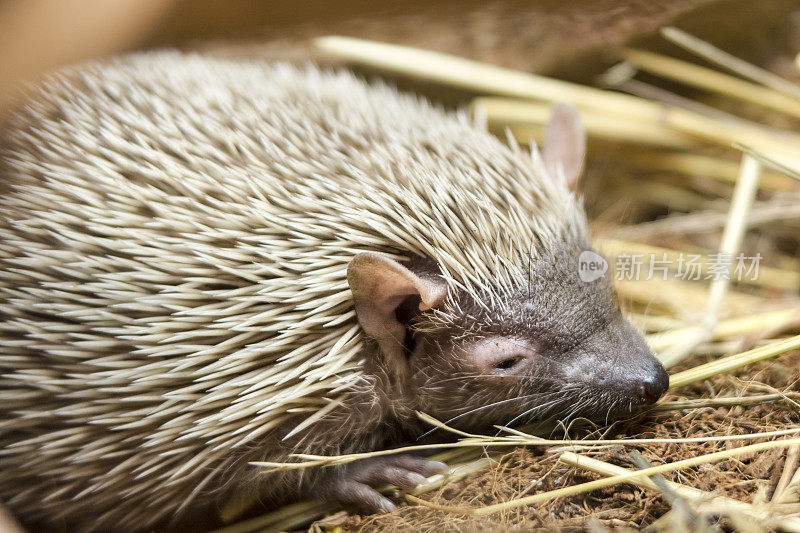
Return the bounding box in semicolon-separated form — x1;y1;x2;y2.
636;364;669;404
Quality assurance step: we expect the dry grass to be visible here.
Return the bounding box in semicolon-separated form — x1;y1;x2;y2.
217;27;800;532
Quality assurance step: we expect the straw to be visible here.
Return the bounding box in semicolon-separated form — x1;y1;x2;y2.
658;154;762;368
660;27;800;101
618;47;800;118
559;451;800;530
668;334;800;389
405;439;800;516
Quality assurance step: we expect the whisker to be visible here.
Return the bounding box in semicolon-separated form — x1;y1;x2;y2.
500;390;572;431
417;393;540;440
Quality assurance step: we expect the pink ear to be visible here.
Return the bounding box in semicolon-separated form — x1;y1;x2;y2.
542;103;586;189
348;253;447;369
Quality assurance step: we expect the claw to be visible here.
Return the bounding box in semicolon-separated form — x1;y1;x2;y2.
315;454;449;513
331;479;397;513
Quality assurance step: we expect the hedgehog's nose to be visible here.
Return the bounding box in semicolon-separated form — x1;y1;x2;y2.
635;364;669;404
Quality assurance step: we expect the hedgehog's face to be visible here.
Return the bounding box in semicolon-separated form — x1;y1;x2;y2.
346;103;667;432
406;310;669;432
347;247;668;432
404;251;668;430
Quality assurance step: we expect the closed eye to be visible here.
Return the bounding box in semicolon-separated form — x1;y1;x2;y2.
494;357;521;370
469;336;536;376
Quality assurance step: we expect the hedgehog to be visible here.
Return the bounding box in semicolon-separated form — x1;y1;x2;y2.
0;52;669;531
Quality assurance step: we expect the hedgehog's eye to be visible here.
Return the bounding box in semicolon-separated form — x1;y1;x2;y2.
494;357;521;370
469;337;535;375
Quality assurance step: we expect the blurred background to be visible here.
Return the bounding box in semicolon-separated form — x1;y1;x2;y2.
2;0;800;115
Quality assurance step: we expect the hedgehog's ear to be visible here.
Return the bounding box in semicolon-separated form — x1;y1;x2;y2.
542;103;586;189
348;253;447;366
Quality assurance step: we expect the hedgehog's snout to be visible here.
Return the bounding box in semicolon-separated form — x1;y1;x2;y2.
560;319;669;413
633;362;669;404
609;358;669;408
612;329;669;407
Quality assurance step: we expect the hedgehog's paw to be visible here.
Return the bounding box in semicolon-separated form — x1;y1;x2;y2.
319;454;449;513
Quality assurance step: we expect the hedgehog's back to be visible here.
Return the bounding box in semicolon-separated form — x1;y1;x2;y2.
0;52;394;530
